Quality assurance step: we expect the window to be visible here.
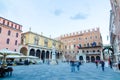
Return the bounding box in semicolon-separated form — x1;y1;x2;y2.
93;50;95;53
16;33;18;37
11;23;13;27
15;25;17;29
8;30;11;36
97;50;100;52
6;38;10;44
15;40;17;45
0;27;2;33
65;45;67;49
95;36;97;39
14;49;16;52
82;50;84;53
7;22;9;26
79;44;82;48
74;44;76;48
90;36;92;39
79;38;81;40
87;43;89;47
19;25;21;30
84;44;86;47
44;39;48;47
3;20;5;24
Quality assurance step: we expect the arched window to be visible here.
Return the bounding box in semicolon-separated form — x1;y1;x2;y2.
0;27;2;33
93;50;95;53
82;50;84;53
97;50;100;52
8;30;11;36
16;33;18;37
87;50;89;53
6;38;10;44
15;40;17;45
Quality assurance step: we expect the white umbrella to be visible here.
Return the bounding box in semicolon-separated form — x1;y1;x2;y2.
0;48;20;55
6;55;21;58
27;56;39;59
0;48;20;66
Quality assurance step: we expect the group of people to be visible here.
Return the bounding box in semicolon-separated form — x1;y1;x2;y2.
70;60;81;72
95;60;113;71
95;60;105;71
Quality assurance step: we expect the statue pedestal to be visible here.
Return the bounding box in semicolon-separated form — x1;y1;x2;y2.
50;46;57;65
50;59;57;65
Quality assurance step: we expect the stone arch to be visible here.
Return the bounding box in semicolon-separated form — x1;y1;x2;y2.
20;47;27;56
79;56;83;60
91;56;95;62
46;51;49;59
36;49;40;58
96;56;100;61
41;50;45;60
102;47;114;60
56;52;59;59
86;56;90;62
29;49;35;56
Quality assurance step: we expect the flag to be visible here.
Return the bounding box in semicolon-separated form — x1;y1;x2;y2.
77;45;80;49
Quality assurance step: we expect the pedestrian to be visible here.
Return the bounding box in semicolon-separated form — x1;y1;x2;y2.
70;60;75;72
95;60;98;68
109;60;113;69
76;61;81;71
118;61;120;70
101;60;105;71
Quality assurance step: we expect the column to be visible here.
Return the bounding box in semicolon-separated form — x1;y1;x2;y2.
100;49;103;60
83;54;86;63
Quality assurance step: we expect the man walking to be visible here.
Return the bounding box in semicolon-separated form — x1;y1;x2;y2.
101;60;105;71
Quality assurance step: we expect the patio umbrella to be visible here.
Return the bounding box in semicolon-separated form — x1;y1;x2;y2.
0;48;20;55
0;48;20;67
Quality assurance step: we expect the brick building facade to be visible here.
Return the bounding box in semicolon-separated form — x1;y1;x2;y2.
109;0;120;62
56;28;103;62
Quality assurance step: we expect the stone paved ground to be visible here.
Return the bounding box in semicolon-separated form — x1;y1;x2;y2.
0;62;120;80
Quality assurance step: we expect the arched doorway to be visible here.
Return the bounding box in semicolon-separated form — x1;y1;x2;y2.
41;50;45;60
79;56;83;61
36;49;40;58
56;52;59;59
91;56;95;62
46;51;49;59
96;56;100;61
60;52;62;59
86;56;90;62
29;49;35;56
20;47;27;56
102;47;114;60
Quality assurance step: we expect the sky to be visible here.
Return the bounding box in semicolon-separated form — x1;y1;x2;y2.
0;0;111;44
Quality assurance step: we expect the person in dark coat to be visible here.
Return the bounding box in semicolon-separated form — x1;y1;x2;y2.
118;61;120;70
101;60;105;71
95;60;98;68
109;60;113;69
76;61;81;71
70;60;75;72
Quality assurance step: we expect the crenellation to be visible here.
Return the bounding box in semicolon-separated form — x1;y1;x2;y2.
61;28;100;38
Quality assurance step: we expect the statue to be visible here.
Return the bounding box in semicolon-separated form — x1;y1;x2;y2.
50;45;57;65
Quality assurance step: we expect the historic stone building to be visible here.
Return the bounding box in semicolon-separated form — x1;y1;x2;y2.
0;17;22;51
109;0;120;62
56;28;103;62
19;31;63;61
